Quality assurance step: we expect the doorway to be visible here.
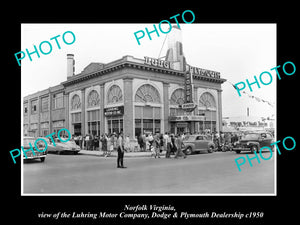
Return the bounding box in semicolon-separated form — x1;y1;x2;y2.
73;123;82;135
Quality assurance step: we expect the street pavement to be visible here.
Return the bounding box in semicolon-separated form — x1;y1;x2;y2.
22;150;275;195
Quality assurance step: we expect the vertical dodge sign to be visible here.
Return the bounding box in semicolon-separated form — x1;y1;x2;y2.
185;71;192;103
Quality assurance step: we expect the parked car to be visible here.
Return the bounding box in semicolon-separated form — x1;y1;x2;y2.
23;137;47;162
183;135;215;155
47;138;81;155
232;132;274;154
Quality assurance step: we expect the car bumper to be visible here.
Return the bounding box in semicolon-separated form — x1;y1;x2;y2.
232;147;250;151
24;155;46;159
60;148;81;152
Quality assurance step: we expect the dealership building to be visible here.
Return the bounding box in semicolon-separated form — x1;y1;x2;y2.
23;27;226;141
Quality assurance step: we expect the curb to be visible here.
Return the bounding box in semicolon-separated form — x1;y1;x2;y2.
78;150;156;158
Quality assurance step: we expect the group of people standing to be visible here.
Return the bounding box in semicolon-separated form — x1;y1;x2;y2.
138;132;187;159
73;133;129;168
73;134;99;151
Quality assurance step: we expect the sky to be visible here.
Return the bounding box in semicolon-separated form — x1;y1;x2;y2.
21;23;276;118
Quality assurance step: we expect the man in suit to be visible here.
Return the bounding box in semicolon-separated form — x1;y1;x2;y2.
117;133;126;168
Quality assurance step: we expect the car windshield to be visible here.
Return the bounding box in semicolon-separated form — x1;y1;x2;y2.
242;133;259;139
185;135;207;141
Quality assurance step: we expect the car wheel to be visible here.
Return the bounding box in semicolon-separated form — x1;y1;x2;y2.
236;150;241;154
208;146;214;153
251;145;259;153
185;147;193;155
40;157;45;162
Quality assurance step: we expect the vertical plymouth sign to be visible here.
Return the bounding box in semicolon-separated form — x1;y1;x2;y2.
183;71;197;112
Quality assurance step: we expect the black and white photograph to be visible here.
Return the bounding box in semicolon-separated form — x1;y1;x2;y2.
21;23;276;195
4;4;298;225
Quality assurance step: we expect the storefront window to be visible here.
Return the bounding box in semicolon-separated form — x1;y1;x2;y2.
88;121;100;136
134;84;162;136
87;109;100;136
135;119;142;137
107;116;123;134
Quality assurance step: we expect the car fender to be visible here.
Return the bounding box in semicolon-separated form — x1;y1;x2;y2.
247;141;260;149
207;141;215;150
184;143;195;151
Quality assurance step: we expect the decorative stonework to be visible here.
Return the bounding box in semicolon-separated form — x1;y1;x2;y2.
71;94;81;110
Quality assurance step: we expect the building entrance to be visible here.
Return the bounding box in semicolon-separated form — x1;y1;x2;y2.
73;123;81;135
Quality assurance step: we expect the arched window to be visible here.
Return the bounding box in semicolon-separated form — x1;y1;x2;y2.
199;92;216;109
87;90;100;108
71;94;81;110
135;84;161;103
170;88;185;105
107;85;123;104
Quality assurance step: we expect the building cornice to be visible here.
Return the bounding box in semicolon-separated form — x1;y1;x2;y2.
61;60;226;87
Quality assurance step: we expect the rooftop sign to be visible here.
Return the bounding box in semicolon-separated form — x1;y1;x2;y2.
144;56;221;79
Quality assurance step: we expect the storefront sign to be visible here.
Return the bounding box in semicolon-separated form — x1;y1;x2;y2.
144;56;221;80
186;65;220;79
185;71;192;103
104;106;124;116
182;102;197;111
144;56;170;69
169;115;205;122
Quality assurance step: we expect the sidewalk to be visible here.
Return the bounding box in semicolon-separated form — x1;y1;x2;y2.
79;149;158;158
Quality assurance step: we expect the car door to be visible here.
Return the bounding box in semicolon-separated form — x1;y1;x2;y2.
259;133;272;147
195;136;206;150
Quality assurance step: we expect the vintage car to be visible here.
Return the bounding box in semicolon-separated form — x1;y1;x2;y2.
183;135;215;155
232;132;274;154
23;137;47;162
47;138;81;154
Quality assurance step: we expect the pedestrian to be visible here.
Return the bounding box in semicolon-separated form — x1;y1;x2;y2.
142;133;146;152
78;134;83;149
163;132;168;152
159;133;164;153
112;133;117;151
138;133;144;151
117;133;126;168
170;134;177;155
101;134;108;157
152;134;160;158
90;134;94;151
124;135;130;152
94;135;99;151
148;133;154;149
85;134;90;150
165;132;172;158
106;134;112;157
74;134;79;145
175;134;186;159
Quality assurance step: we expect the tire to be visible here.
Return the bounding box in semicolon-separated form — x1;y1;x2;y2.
251;145;259;153
185;147;193;155
236;150;241;154
40;157;45;162
208;146;214;153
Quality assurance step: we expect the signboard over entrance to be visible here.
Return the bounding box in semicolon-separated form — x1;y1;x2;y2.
169;115;205;122
104;106;124;116
182;102;197;111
